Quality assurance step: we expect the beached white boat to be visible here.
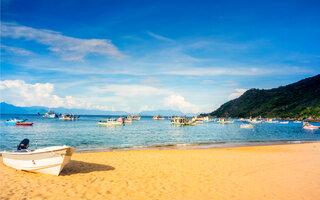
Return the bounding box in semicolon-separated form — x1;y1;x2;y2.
240;124;254;129
2;145;74;176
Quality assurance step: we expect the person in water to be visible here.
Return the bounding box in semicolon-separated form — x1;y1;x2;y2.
17;138;29;150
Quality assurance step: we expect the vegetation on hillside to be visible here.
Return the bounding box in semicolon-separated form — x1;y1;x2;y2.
210;74;320;119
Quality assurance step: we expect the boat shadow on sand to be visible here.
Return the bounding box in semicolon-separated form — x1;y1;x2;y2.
61;160;115;176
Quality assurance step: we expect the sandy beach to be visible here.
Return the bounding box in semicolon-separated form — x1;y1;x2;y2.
1;142;320;200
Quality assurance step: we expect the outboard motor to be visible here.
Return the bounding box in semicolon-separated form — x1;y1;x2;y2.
17;138;30;150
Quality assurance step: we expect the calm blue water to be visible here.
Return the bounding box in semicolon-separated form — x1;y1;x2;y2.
1;114;320;152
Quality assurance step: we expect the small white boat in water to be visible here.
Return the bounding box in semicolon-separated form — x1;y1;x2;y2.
279;121;289;124
98;118;123;126
265;119;278;123
240;124;254;129
302;122;319;130
2;145;74;176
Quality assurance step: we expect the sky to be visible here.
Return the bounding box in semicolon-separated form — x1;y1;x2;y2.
1;0;320;114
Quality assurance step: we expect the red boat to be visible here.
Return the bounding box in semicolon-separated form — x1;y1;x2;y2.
16;122;34;126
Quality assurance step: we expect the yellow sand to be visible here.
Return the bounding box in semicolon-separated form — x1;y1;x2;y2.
1;143;320;200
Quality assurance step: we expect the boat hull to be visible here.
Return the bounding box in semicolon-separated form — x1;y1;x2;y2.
98;122;123;126
5;119;26;124
2;146;74;176
16;123;33;126
303;126;319;130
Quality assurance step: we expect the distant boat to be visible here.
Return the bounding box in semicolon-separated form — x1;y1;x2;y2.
193;116;204;121
5;118;26;124
2;140;74;176
240;124;254;129
203;116;216;122
265;119;278;123
171;117;195;126
59;113;77;121
217;118;234;124
16;122;33;126
153;115;165;120
42;110;58;118
249;119;263;124
293;120;302;123
127;115;141;121
279;121;289;124
302;122;319;130
98;118;123;126
131;116;141;121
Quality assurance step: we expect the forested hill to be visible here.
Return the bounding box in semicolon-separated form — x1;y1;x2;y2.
210;74;320;119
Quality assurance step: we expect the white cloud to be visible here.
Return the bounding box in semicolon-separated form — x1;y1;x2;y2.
0;80;108;110
1;45;35;56
228;88;247;100
2;22;124;61
92;84;172;97
146;31;173;42
164;94;200;113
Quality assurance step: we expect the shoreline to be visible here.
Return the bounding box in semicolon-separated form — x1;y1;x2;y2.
75;140;318;153
1;140;319;155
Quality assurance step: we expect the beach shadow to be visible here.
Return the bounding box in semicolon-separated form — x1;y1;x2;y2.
60;160;115;176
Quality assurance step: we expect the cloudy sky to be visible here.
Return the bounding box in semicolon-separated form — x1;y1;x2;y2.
1;0;319;113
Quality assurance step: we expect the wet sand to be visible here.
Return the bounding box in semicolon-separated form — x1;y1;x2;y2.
1;142;320;200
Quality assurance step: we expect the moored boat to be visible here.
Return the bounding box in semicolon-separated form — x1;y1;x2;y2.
5;118;26;124
203;116;216;122
302;122;319;130
240;124;254;129
171;117;196;126
2;142;74;176
131;116;141;121
59;113;77;121
42;110;58;118
265;119;278;123
98;118;123;126
249;119;263;124
153;115;165;120
279;121;289;124
217;118;234;124
16;122;34;126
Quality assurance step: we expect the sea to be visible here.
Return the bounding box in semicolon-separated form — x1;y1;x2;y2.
1;114;320;152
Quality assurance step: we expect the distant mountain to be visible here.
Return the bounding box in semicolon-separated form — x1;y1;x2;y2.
210;74;320;119
139;110;196;116
0;102;194;116
0;102;129;115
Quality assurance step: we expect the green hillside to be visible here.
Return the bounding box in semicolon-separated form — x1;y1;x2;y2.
210;74;320;119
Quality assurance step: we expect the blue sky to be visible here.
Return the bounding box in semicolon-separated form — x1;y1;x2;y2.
1;0;320;113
